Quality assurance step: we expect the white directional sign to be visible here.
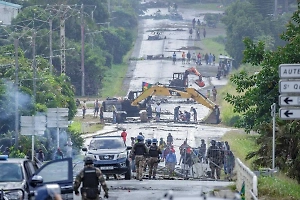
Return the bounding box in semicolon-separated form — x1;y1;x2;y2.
20;116;46;135
46;108;69;128
279;80;300;93
279;95;300;106
279;64;300;78
279;108;300;120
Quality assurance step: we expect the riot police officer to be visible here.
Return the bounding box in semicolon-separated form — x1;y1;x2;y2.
132;134;148;181
74;156;109;199
207;140;221;180
148;138;162;180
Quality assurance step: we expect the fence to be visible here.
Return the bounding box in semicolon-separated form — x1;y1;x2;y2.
236;158;258;200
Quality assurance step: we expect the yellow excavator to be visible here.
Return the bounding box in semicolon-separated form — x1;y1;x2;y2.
131;85;220;124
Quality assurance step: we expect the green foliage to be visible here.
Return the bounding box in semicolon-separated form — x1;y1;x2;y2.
9;147;26;158
225;3;300;183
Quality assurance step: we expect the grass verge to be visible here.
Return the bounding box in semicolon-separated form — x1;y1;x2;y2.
70;116;104;134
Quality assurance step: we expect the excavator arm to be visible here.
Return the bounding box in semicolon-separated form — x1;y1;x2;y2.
131;85;215;109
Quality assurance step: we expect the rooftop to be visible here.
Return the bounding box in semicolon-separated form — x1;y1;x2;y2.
0;1;22;9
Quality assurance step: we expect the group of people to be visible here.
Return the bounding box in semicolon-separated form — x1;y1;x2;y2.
78;99;104;123
174;106;197;123
217;60;231;79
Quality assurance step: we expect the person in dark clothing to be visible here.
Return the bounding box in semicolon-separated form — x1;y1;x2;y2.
207;140;221;179
167;133;173;146
198;139;207;163
185;111;191;122
132;135;148;181
54;148;63;160
187;51;191;64
148;138;162;179
37;149;45;163
205;53;209;65
174;106;180;122
190;107;197;122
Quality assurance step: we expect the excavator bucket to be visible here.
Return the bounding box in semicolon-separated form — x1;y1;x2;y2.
195;80;205;87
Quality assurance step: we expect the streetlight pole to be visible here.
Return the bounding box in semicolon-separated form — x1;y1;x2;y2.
81;4;85;96
49;19;53;74
14;39;19;149
32;31;36;103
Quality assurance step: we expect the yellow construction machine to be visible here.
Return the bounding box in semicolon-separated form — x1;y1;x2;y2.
131;85;220;124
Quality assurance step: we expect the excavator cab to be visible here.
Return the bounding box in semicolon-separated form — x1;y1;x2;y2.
170;67;205;88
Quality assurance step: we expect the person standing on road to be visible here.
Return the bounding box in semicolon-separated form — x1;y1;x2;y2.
187;51;191;64
203;28;206;38
165;149;177;176
182;51;186;64
121;128;127;144
74;157;109;199
179;140;190;165
172;51;177;65
212;86;217;102
190;107;197;122
99;105;104;124
215;105;220;124
94;99;100;117
205;53;209;65
174;106;180;122
148;138;162;180
155;102;161;121
207;140;221;180
132;135;148;181
167;133;173;146
65;137;73;158
82;100;87;119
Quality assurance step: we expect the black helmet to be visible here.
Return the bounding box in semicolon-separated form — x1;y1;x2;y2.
84;156;94;165
210;140;216;145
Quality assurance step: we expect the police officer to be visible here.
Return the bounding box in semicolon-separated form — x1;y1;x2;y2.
74;156;109;199
148;138;162;180
144;139;152;172
207;140;221;180
132;134;148;181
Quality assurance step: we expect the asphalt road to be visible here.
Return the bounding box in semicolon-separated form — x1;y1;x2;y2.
74;3;234;200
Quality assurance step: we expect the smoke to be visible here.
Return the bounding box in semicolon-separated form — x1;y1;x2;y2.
0;79;33;134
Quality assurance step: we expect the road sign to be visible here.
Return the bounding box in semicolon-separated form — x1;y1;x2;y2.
279;108;300;120
20;116;46;135
279;80;300;93
279;95;300;106
279;64;300;78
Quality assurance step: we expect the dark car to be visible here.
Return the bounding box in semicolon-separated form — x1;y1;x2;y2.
82;136;132;180
0;155;73;200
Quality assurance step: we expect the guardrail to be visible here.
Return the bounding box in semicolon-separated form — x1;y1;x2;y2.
236;158;258;200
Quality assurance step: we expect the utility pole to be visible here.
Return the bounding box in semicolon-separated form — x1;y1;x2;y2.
271;103;276;169
32;31;36;103
274;0;278;18
60;5;66;74
81;4;85;96
14;38;19;149
49;19;53;74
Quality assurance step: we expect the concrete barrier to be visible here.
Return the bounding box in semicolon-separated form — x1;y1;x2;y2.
236;158;258;200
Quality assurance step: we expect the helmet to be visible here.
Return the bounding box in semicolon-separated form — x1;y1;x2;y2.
152;138;158;143
139;132;143;135
210;139;216;145
147;139;152;144
137;135;144;141
84;156;94;165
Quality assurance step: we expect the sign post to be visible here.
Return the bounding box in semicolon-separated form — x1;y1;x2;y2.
20;116;46;161
47;108;69;148
278;64;300;168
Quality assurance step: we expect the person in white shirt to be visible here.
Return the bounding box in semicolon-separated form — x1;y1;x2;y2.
155;102;161;121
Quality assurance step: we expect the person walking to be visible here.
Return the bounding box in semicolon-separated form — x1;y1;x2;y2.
99;105;104;124
165;149;177;176
212;86;217;102
121;128;127;144
155;102;161;121
74;157;109;199
207;140;221;180
37;148;45;163
167;133;173;146
174;106;180;122
224;150;235;180
148;138;162;179
182;51;186;64
132;135;148;181
179;140;190;165
187;51;191;64
190;107;197;122
65;137;73;158
172;51;177;65
94;99;100;117
82;100;87;119
54;148;64;160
